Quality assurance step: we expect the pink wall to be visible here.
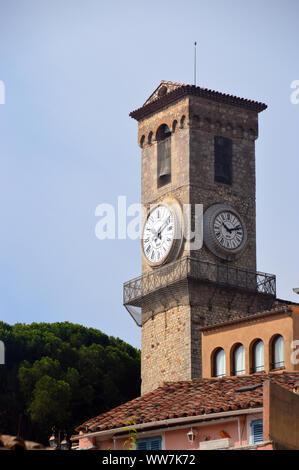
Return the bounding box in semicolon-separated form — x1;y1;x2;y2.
79;419;248;450
165;420;240;450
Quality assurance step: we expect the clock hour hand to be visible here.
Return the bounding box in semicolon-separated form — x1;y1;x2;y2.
223;222;233;233
230;225;242;232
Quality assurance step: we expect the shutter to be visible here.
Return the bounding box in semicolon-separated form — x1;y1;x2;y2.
214;136;232;185
137;436;162;450
158;139;171;177
137;440;148;450
150;437;162;450
251;419;263;444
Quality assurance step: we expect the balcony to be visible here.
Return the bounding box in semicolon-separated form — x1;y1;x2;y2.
123;256;276;308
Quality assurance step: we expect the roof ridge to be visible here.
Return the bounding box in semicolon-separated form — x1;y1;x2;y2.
131;82;267;120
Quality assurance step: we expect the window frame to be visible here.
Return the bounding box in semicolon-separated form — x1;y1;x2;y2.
213;348;226;378
136;435;162;450
271;335;285;370
250;419;263;444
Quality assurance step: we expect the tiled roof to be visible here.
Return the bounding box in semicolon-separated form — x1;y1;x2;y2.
75;372;299;433
130;81;267;121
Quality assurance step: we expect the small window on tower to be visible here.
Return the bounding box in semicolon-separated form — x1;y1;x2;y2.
214;136;232;185
156;124;171;188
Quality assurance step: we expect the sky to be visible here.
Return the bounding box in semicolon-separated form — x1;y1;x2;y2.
0;0;298;349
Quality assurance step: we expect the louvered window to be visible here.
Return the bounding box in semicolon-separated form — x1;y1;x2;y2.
214;136;232;185
137;436;162;450
251;419;263;444
157;124;171;188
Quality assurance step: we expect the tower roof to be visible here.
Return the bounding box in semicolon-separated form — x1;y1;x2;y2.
130;80;267;121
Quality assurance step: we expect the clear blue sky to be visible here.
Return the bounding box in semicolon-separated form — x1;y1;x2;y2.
0;0;298;349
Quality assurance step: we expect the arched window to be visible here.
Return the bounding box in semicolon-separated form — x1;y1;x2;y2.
180;115;186;128
233;344;245;376
156;124;171;188
148;131;153;145
214;348;226;378
140;135;145;148
272;335;284;369
253;340;264;373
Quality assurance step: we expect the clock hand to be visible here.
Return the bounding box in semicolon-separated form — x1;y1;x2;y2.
157;217;170;238
223;222;233;233
230;225;242;232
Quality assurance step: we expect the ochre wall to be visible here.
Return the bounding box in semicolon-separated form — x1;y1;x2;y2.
201;310;296;377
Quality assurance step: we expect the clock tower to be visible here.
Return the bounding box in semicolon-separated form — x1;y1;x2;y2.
124;81;276;394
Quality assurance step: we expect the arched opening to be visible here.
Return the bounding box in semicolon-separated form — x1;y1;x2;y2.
231;343;245;376
156;124;171;188
212;348;226;378
148;131;153;145
172;120;178;133
251;339;264;373
270;335;285;370
140;135;145;148
180;115;186;128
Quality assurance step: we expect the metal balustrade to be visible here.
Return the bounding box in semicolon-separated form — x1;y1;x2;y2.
123;256;276;306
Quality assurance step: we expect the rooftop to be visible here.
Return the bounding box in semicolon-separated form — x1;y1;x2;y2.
75;372;299;433
130;80;267;121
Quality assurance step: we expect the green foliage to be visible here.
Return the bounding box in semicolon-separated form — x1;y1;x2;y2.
123;418;138;450
0;322;140;444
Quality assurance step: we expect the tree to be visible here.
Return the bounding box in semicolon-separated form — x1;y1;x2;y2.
0;321;141;444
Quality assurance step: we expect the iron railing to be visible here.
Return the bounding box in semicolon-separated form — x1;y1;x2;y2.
123;256;276;306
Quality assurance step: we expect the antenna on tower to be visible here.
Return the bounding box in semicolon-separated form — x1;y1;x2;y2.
194;41;197;86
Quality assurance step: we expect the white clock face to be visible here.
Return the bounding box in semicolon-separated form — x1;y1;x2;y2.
142;205;175;265
213;211;244;250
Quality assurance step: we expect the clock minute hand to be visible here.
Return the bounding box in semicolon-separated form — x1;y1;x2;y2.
158;217;171;236
231;225;241;232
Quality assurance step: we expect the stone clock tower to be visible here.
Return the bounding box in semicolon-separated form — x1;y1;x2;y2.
124;81;276;394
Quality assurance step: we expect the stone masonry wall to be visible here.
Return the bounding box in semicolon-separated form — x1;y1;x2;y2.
141;304;192;395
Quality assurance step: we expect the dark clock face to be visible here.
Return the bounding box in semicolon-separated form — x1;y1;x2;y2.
213;211;244;250
203;203;247;261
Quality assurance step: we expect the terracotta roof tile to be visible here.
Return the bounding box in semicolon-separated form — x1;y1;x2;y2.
75;372;299;433
130;81;267;121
